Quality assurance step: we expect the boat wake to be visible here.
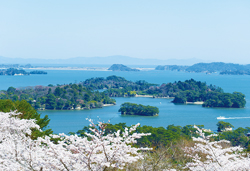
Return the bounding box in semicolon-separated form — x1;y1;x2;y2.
217;116;250;120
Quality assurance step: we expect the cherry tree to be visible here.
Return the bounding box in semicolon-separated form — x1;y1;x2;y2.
184;125;250;170
0;111;44;170
0;111;151;170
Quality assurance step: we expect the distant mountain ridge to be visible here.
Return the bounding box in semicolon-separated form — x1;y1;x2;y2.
0;55;208;66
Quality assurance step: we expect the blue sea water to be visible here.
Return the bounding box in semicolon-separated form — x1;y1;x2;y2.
1;70;250;134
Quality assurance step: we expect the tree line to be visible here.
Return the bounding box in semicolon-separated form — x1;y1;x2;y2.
0;83;115;110
76;120;250;151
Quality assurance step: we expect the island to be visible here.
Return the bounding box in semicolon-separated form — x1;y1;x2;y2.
0;68;29;75
108;64;139;71
119;102;159;116
167;79;246;108
0;68;47;75
82;76;246;108
155;62;250;75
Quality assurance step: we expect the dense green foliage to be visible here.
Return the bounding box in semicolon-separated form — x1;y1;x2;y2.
0;99;52;139
150;79;223;98
217;127;250;150
119;102;159;116
214;122;250;150
81;76;218;98
135;124;196;148
0;83;115;110
216;121;234;132
82;75;156;97
160;79;246;108
76;122;203;148
202;92;246;108
76;121;250;151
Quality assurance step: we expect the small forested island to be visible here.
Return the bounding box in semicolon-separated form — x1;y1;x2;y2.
119;102;159;116
155;62;250;75
0;68;47;75
108;64;139;71
162;79;245;108
169;79;246;108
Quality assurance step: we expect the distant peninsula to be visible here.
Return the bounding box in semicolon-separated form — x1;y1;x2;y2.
155;62;250;75
0;68;47;76
108;64;139;71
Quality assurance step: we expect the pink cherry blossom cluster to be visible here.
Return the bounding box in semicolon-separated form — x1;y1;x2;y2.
184;125;250;170
0;111;151;170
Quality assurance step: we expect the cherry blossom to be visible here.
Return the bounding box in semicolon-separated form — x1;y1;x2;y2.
184;125;250;171
0;111;150;170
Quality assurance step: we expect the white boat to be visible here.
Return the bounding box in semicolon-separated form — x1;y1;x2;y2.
217;116;226;120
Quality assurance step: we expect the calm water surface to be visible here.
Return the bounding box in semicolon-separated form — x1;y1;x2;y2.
1;70;250;134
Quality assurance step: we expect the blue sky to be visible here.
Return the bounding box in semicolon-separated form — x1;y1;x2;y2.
0;0;250;63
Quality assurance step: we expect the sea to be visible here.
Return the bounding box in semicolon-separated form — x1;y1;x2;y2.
1;69;250;134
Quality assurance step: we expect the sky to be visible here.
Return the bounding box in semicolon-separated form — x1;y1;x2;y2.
0;0;250;64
